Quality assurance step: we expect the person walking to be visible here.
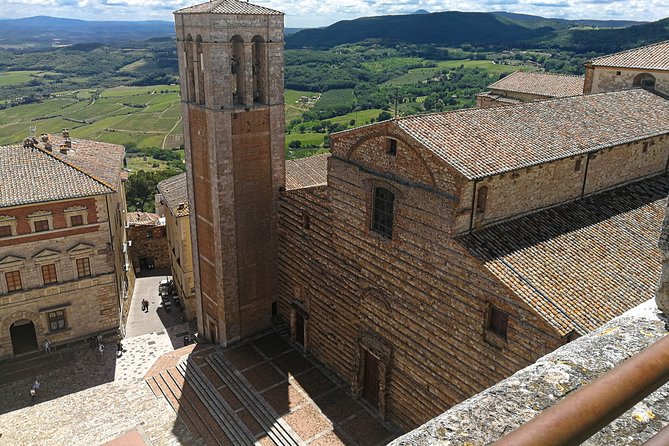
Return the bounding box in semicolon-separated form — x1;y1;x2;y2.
98;343;104;354
116;341;124;357
42;339;51;354
30;379;40;402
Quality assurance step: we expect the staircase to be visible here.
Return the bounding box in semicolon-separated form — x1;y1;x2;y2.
147;348;302;446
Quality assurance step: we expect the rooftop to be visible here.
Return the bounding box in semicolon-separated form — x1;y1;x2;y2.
157;172;189;218
396;89;669;180
457;174;667;336
126;212;162;226
487;71;584;98
174;0;283;15
0;135;125;208
587;40;669;71
285;153;330;190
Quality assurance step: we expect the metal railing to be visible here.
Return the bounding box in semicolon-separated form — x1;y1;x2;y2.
492;334;669;446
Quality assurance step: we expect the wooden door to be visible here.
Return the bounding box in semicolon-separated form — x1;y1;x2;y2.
362;349;380;409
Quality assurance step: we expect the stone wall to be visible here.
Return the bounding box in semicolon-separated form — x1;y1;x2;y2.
589;66;669;95
389;299;669;446
127;224;169;271
165;212;195;321
278;127;564;429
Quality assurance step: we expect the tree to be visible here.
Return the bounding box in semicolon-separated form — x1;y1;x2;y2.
126;170;157;212
378;111;392;121
288;140;302;149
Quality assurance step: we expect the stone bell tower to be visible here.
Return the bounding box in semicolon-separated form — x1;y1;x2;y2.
174;0;285;345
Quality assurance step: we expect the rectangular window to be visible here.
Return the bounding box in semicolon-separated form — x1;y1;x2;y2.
34;219;50;232
0;225;11;237
48;310;66;332
386;138;397;156
146;230;153;239
70;215;84;227
5;270;22;291
41;264;58;285
575;159;582;172
76;258;91;277
371;187;395;238
488;306;509;339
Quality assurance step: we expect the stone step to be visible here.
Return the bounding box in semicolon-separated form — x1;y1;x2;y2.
205;352;302;446
158;369;224;446
147;373;206;446
176;361;260;445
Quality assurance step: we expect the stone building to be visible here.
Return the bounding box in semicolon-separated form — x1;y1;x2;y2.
157;173;196;321
476;71;584;107
126;211;169;272
584;40;669;95
175;0;669;431
0;134;129;358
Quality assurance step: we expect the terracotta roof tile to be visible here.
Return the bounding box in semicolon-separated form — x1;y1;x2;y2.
488;71;584;98
157;172;189;217
588;40;669;71
175;0;283;15
285;153;329;190
127;212;162;226
0;136;124;208
458;174;667;336
396;89;669;180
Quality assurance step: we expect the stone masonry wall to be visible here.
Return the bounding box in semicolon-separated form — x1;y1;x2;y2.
590;66;669;95
278;128;564;430
127;225;169;271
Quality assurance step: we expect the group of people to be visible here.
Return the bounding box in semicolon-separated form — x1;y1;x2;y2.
141;299;150;312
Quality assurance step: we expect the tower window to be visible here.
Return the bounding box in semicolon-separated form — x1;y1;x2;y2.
371;187;395;238
575;159;582;172
488;306;509;339
302;213;311;230
475;186;488;214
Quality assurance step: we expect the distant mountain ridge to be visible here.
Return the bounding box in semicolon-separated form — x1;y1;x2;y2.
286;11;663;53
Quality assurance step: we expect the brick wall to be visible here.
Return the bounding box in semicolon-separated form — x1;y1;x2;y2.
127;225;169;271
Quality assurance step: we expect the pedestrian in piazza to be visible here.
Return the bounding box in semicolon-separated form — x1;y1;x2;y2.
98;343;105;354
42;339;51;354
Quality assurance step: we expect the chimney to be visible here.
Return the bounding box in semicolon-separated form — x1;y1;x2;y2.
62;128;70;139
64;139;72;149
41;133;49;143
177;202;186;210
44;142;52;152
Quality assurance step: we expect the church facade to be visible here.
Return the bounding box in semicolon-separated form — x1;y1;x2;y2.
176;0;669;430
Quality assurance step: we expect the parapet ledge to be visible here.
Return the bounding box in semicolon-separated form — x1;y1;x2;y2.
390;299;669;446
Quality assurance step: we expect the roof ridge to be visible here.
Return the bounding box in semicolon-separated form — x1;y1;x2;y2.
588;39;669;64
35;144;115;191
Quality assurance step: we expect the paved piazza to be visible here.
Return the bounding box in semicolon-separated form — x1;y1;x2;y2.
0;273;400;446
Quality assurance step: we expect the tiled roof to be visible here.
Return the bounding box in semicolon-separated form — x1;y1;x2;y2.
0;136;124;208
587;40;669;71
175;0;283;15
458;174;667;336
487;71;584;98
285;153;329;190
157;172;190;217
396;89;669;180
476;92;522;105
127;212;162;226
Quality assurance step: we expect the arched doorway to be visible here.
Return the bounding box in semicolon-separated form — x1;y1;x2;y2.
10;319;38;355
633;73;656;89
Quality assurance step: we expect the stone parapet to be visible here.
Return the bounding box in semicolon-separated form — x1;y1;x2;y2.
389;299;669;446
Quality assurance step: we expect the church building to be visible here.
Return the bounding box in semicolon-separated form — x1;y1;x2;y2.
175;0;669;429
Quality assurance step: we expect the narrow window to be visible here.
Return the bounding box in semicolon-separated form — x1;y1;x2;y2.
575;159;582;172
34;219;49;232
0;225;11;237
70;215;84;227
488;306;509;339
5;270;22;291
476;186;488;214
41;264;58;285
302;213;311;230
386;138;397;156
616;71;621;75
643;142;649;153
48;310;66;332
76;258;91;277
371;187;395;238
147;230;153;239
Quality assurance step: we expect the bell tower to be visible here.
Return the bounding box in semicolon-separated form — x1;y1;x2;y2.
174;0;285;345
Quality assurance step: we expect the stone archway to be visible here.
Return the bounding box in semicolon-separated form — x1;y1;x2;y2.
10;319;38;355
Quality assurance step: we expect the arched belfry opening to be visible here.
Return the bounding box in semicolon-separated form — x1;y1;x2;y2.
195;35;206;105
230;35;246;105
252;35;267;104
633;73;656;89
184;34;196;103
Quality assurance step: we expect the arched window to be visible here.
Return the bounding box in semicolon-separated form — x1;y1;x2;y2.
195;35;206;105
371;187;395;238
476;186;488;214
252;35;266;103
184;35;196;103
633;73;656;89
230;35;245;105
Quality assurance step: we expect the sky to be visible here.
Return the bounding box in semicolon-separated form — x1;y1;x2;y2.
0;0;667;28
